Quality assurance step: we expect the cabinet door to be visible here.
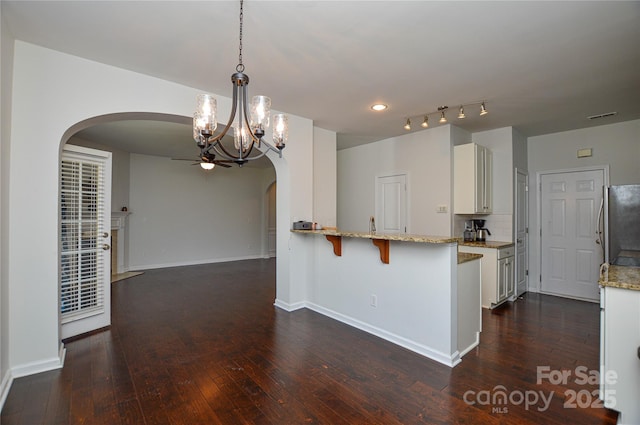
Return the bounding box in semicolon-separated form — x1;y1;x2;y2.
474;145;493;214
474;145;485;213
506;256;515;297
497;257;508;302
483;148;492;213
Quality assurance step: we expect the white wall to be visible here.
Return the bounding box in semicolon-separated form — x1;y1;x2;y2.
0;5;14;406
128;154;275;269
527;119;640;291
313;127;337;228
337;125;458;236
7;41;315;381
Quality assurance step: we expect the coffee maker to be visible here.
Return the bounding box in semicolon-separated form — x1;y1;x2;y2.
463;220;476;242
472;219;491;242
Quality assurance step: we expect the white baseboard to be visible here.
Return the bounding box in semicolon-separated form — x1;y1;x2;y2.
0;369;13;412
129;254;268;271
459;332;480;358
274;299;305;312
304;302;461;368
10;344;65;379
0;343;65;411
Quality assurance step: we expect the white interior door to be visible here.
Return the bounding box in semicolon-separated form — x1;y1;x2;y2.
515;170;529;296
60;145;112;339
375;174;407;234
540;169;603;301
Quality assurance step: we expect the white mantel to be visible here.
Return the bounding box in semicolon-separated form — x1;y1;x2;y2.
111;211;131;273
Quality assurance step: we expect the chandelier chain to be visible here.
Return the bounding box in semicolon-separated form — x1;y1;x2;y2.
236;0;245;73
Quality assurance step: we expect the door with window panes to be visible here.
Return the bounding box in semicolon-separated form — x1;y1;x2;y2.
60;145;112;339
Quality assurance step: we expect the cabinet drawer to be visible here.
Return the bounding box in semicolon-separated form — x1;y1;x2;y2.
497;246;515;259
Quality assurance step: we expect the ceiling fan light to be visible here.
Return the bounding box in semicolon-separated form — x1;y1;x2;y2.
480;102;488;116
404;118;411;131
200;162;215;170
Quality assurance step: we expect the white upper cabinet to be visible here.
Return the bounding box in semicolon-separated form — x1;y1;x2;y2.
454;143;493;214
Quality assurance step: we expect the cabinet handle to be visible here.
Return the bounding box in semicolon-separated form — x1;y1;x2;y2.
637;346;640;360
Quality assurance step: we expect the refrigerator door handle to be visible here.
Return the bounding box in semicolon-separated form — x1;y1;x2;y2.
596;197;604;260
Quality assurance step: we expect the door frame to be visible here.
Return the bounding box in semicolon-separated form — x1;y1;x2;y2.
375;173;408;234
536;164;609;297
515;168;529;296
59;144;113;340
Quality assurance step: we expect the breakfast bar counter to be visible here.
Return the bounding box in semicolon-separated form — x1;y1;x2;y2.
286;229;481;367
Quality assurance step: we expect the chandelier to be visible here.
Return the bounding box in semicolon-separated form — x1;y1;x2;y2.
193;0;288;167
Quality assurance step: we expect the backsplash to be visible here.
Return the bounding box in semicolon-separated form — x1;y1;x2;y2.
454;213;513;242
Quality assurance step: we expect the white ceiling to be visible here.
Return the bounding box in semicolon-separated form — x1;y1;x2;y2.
3;1;640;154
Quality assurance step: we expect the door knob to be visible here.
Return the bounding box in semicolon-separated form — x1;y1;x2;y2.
517;238;523;244
102;244;111;251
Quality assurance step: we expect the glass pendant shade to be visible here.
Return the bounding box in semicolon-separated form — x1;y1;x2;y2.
250;95;271;132
234;124;251;152
194;94;217;136
272;114;288;148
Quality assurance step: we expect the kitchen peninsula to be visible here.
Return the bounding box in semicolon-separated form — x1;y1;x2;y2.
288;229;482;367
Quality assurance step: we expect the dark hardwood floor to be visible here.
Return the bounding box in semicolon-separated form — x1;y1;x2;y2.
2;259;618;424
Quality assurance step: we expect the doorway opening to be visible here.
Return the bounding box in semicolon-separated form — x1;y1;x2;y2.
538;166;608;301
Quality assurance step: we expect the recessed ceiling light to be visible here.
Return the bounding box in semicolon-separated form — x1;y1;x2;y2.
371;104;388;111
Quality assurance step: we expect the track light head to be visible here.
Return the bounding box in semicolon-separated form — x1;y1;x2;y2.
421;116;429;128
404;118;411;131
458;106;465;119
480;102;488;116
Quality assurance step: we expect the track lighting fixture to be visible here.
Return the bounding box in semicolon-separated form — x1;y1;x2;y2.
438;106;448;124
402;101;488;131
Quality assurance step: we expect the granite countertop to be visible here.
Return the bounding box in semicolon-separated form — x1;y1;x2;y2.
599;264;640;291
457;252;483;265
291;229;459;244
458;240;515;249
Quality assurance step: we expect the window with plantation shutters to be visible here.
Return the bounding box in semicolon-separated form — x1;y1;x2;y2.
60;146;112;337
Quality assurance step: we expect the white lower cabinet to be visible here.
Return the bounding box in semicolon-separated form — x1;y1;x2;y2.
600;286;640;424
459;244;515;309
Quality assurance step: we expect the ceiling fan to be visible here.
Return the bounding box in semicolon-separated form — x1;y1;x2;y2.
172;152;233;169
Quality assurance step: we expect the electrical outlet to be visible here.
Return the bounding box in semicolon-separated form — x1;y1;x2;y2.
370;294;377;308
437;205;448;213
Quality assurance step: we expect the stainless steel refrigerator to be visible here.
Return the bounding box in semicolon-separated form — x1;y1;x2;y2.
600;184;640;267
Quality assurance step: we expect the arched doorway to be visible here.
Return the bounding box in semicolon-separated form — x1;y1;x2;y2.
60;113;280;338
